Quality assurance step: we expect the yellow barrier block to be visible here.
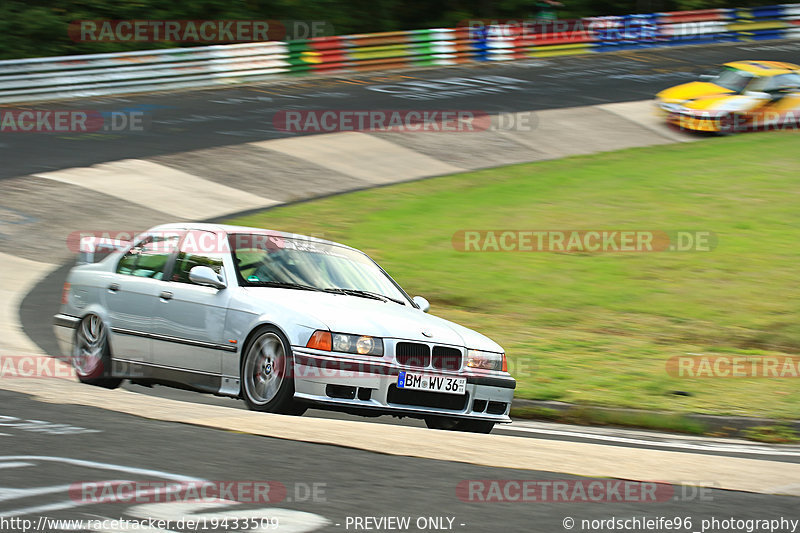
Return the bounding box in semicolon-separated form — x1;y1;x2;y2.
300;51;323;64
727;21;789;31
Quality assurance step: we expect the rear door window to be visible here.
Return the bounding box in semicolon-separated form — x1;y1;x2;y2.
117;233;181;280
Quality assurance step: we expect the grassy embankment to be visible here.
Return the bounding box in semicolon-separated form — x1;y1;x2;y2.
228;132;800;428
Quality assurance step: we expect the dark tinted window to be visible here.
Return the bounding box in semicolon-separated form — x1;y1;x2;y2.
713;69;753;92
769;74;800;91
172;252;224;284
171;230;225;284
117;234;180;279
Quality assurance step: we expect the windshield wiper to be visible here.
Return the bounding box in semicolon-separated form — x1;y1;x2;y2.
249;281;405;305
247;281;323;292
324;287;406;305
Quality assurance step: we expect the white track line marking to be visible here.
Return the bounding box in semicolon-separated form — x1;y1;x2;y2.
0;456;205;518
0;483;75;504
0;484;193;519
0;456;330;530
497;425;800;457
0;455;202;481
0;461;32;469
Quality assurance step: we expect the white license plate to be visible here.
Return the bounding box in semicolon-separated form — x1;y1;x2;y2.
397;371;466;395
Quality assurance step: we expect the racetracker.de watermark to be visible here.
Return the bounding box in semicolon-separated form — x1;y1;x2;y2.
666;355;800;378
456;479;715;503
672;110;800;133
69;20;332;42
0;356;75;380
69;480;326;504
65;230;330;254
458;17;659;42
0;355;146;380
452;230;717;252
0;110;148;133
273;110;538;133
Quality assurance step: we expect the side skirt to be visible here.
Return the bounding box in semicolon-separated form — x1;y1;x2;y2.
112;358;223;396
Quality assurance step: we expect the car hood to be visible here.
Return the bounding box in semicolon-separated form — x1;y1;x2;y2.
242;287;503;352
657;81;734;103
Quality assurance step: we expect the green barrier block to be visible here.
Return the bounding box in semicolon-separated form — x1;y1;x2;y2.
412;44;436;55
287;63;313;74
287;40;311;53
408;30;437;42
286;57;312;67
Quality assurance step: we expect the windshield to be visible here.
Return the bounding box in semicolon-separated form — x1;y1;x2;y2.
711;68;753;92
230;233;409;304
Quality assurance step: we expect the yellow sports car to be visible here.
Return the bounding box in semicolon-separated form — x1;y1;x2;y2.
655;61;800;133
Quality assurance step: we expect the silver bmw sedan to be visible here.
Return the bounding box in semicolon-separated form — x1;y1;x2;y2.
54;223;516;433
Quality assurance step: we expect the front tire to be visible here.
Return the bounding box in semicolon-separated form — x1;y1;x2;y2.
425;416;495;434
241;326;306;415
73;314;122;389
717;113;737;136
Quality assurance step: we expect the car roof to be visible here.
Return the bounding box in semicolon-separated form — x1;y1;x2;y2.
146;222;357;251
723;60;800;76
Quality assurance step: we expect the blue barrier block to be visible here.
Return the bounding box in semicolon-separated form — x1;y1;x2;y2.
750;6;785;18
660;34;737;46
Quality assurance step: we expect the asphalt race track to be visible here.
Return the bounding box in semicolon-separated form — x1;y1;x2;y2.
2;39;800;532
1;389;799;533
2;40;800;179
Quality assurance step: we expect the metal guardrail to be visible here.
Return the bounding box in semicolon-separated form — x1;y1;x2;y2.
1;4;798;104
0;42;289;103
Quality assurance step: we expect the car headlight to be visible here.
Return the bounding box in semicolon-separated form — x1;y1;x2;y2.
306;330;383;356
467;349;506;371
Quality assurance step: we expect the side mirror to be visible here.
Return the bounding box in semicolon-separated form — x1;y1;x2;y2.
189;266;227;289
412;296;430;313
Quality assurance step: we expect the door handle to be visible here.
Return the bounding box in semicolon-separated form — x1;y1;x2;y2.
160;291;173;300
107;283;120;292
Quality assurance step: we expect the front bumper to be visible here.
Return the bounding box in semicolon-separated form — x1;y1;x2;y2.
292;347;516;423
656;101;683;116
666;112;723;132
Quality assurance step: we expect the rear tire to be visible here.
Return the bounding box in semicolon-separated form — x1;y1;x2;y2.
425;416;494;434
241;326;306;415
72;314;122;389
